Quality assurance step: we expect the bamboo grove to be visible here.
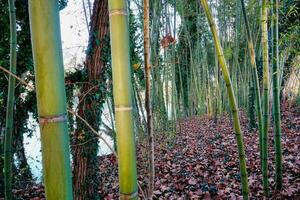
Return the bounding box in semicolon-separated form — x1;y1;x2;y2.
0;0;299;199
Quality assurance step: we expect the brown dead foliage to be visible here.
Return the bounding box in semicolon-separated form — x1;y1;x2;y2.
8;103;300;199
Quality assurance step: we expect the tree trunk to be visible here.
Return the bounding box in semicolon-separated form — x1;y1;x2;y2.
72;0;110;199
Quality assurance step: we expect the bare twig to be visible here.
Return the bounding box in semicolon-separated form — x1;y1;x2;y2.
76;84;99;109
0;66;35;90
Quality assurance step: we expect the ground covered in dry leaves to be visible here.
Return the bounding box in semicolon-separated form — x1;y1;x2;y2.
11;103;300;199
100;103;299;199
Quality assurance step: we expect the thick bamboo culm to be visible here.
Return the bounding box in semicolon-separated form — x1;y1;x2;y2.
4;0;17;199
28;0;73;199
261;0;270;196
199;0;250;199
108;0;138;199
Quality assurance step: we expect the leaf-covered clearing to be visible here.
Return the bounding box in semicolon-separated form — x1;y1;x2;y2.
10;103;300;199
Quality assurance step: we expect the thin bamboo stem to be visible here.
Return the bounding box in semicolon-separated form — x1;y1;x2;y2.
272;0;282;190
143;0;155;198
240;0;263;163
4;0;17;199
261;0;270;196
199;0;250;199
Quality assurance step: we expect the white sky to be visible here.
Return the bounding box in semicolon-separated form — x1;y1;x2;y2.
60;0;91;69
58;0;181;70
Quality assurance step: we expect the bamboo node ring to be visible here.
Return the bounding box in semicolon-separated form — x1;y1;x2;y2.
109;9;128;17
120;191;138;199
39;113;68;124
115;105;132;112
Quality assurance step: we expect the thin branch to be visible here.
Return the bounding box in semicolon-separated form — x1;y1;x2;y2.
70;136;98;147
76;84;99;109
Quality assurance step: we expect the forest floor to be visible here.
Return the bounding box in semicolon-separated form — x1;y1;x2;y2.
10;102;300;199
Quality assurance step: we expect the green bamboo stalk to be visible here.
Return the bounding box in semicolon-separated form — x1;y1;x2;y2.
28;1;73;199
261;0;270;196
240;0;263;163
171;2;178;122
4;0;17;199
143;0;155;198
199;0;249;199
234;1;240;107
272;0;282;190
164;53;169;117
213;44;222;116
108;0;138;199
